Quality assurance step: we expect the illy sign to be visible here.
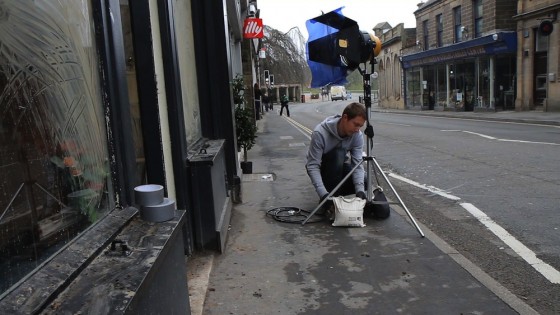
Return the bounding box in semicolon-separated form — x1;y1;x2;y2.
243;18;264;39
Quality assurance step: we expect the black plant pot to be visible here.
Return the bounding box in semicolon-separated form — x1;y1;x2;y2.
240;161;253;174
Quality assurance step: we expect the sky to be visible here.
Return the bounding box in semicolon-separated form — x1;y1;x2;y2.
257;0;421;37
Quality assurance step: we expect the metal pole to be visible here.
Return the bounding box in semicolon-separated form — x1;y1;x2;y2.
371;158;425;237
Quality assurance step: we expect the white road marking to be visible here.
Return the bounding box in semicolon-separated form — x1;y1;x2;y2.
389;173;560;284
461;203;560;284
379;122;412;127
388;173;461;201
441;130;560;145
389;112;560;129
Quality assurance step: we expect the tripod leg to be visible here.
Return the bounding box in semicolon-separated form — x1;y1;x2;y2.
371;158;425;237
302;159;364;225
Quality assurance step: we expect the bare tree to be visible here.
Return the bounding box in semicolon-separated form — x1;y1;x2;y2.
260;26;311;86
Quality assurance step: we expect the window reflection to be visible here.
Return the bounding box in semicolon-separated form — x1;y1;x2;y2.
0;0;113;294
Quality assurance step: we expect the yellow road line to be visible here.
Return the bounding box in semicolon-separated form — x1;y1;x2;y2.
283;116;313;135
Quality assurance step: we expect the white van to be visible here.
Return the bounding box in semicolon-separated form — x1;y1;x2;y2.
330;85;347;101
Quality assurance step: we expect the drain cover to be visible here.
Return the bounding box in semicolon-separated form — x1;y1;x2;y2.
289;143;306;147
242;173;275;182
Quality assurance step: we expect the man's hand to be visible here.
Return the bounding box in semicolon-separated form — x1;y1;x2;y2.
320;193;330;202
356;191;366;200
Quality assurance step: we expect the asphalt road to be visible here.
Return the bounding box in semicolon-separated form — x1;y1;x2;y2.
287;100;560;314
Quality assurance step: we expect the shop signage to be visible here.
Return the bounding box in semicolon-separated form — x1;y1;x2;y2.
402;32;517;69
407;46;486;68
243;18;264;39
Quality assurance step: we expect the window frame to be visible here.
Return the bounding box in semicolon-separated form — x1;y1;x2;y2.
436;14;443;47
454;6;462;43
473;0;483;38
423;20;429;50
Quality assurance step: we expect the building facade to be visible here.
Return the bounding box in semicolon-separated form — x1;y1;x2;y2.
401;0;518;111
514;0;560;111
0;0;258;312
376;23;417;109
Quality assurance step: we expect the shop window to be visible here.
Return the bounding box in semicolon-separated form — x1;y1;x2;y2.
406;68;422;107
448;61;476;111
534;30;548;107
495;55;516;109
477;58;490;108
423;65;435;109
436;66;446;107
0;1;113;295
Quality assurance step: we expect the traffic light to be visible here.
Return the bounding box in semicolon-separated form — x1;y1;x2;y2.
264;70;269;80
269;75;274;85
539;20;554;36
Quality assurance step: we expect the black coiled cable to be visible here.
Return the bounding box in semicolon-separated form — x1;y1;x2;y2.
266;207;325;224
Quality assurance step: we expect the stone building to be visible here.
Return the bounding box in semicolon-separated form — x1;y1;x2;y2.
376;23;417;109
401;0;517;111
514;0;560;111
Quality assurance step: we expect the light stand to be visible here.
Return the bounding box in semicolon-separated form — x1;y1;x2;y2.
301;62;425;238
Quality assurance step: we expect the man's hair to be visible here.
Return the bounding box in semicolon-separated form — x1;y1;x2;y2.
342;102;367;120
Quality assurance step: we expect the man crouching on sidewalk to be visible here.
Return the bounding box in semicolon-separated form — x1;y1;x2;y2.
305;102;367;215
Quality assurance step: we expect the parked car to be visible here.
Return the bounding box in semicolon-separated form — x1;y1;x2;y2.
330;85;347;101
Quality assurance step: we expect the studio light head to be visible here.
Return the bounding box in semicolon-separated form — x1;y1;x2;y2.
306;8;381;88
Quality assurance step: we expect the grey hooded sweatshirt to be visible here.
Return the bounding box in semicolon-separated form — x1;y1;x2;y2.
306;114;365;198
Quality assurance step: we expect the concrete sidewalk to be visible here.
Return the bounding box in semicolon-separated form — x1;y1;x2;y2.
186;107;551;314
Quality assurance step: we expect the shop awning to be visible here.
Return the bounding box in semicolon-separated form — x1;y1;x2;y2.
401;32;517;69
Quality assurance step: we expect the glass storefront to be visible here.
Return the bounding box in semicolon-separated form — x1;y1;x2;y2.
405;68;422;107
0;1;114;294
451;61;476;111
495;56;516;109
436;65;447;107
402;32;517;111
404;55;515;111
477;57;491;108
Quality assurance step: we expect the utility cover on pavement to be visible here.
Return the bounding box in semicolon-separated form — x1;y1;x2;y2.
242;173;275;182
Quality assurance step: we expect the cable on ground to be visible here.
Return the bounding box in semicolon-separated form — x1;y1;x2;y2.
266;207;325;224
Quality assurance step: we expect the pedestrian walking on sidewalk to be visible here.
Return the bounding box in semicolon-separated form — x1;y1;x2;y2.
263;93;270;111
305;102;367;209
254;83;262;120
280;94;290;117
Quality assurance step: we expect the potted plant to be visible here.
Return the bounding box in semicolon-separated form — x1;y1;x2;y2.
232;75;257;174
